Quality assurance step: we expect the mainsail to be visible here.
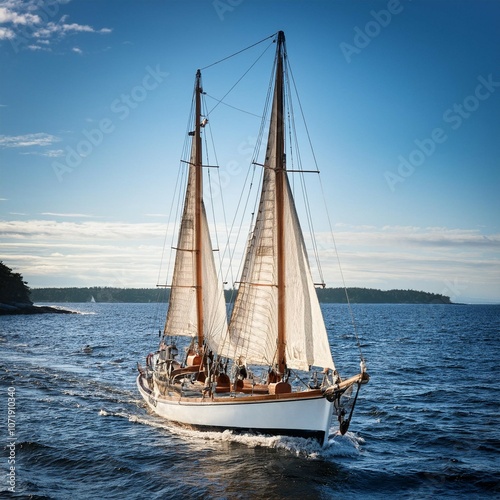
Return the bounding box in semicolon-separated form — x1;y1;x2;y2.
223;32;335;372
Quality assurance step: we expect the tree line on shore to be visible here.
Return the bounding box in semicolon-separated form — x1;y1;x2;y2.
0;262;31;304
1;262;452;314
30;286;452;304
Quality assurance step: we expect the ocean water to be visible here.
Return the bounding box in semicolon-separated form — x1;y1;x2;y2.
1;303;499;499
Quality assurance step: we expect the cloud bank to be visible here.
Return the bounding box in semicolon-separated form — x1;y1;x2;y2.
0;219;498;303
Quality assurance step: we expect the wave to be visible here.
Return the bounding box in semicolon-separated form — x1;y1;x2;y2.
99;408;362;459
16;441;53;452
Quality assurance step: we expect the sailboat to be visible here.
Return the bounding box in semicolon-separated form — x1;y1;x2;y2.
137;31;368;446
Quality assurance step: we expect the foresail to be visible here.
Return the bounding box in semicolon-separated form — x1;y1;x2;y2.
165;142;228;344
201;204;229;353
164;155;197;338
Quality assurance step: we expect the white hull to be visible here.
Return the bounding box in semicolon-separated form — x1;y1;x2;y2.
137;374;335;446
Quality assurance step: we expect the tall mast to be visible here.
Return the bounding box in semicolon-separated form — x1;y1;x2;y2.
195;69;204;347
275;31;286;375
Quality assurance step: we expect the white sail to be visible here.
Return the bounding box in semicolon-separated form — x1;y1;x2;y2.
224;55;335;371
164;140;228;346
200;199;229;353
282;178;335;371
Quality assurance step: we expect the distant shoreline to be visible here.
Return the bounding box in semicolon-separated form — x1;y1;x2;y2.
30;287;453;305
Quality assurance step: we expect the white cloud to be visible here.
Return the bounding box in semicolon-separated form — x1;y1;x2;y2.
33;20;111;38
39;212;97;218
0;219;170;288
71;46;82;54
0;6;40;25
43;149;64;157
308;225;500;302
20;148;64;157
0;219;169;240
0;1;112;51
61;22;95;33
0;26;15;39
318;225;500;250
0;132;60;148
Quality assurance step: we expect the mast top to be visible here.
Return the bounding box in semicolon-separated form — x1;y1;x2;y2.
277;31;285;52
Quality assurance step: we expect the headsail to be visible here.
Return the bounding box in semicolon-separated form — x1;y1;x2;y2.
224;32;335;372
164;71;228;350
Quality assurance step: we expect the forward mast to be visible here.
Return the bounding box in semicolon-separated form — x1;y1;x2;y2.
194;69;204;348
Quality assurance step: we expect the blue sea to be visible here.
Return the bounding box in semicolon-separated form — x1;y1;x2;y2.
1;303;499;499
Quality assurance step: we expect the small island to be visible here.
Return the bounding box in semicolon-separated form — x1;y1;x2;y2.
0;262;74;315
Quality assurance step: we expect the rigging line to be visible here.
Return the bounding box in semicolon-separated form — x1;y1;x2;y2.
222;161;257;298
216;160;260;356
284;57;325;284
202;99;233;326
203;99;235;288
201;32;278;70
152;82;196;333
223;64;273;289
206;40;275;117
204;93;262;118
251;47;276;166
318;174;365;362
219;43;277;355
220;56;274;298
286;60;320;177
218;37;277;355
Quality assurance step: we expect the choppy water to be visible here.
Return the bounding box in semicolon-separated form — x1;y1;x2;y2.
1;303;499;499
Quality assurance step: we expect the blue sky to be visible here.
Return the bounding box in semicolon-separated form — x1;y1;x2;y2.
1;0;499;303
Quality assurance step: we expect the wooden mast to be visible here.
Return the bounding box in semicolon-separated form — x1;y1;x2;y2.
275;31;286;376
194;69;204;348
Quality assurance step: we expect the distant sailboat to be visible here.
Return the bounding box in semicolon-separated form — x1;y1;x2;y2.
137;31;368;446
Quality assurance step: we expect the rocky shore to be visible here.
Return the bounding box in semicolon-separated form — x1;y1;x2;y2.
0;302;76;315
